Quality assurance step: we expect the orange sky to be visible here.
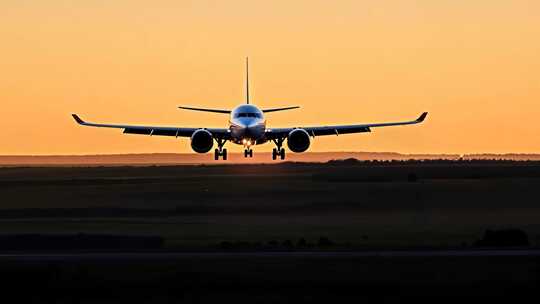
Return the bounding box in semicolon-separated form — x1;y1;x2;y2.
1;1;539;155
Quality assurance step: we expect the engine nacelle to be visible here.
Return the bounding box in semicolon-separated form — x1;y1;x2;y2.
287;129;311;153
190;129;214;153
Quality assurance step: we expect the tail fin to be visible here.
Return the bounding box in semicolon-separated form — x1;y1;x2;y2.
245;57;250;104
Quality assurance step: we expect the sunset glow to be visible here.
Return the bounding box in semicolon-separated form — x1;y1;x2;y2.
2;1;539;155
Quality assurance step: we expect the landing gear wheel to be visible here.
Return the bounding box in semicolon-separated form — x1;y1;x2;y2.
271;138;286;161
244;149;253;158
213;138;228;160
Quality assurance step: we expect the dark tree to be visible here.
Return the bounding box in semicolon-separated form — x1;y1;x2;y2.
474;229;530;247
317;236;334;247
296;238;307;247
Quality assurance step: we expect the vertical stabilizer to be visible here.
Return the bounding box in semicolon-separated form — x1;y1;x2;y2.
245;57;250;104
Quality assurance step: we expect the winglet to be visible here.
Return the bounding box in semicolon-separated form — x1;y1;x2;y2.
416;112;428;123
72;114;85;125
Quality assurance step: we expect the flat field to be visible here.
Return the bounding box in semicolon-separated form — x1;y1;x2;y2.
1;160;539;249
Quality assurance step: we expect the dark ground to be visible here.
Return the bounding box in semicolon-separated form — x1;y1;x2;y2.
0;160;539;302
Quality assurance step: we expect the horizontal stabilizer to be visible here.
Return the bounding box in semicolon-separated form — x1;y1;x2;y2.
178;106;231;114
262;106;300;113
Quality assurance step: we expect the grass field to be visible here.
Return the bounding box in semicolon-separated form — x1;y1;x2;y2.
1;160;539;249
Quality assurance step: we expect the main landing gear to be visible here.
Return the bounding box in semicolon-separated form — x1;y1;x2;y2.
214;138;227;160
214;148;227;160
244;148;253;158
272;148;285;160
271;138;286;160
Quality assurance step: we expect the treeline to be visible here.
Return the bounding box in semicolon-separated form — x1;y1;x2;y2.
218;237;340;250
217;229;532;251
0;230;530;252
325;158;540;166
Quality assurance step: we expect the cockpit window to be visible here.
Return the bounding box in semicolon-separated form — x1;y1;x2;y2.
235;112;261;118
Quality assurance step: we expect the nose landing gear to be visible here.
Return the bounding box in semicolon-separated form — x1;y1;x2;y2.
244;148;253;158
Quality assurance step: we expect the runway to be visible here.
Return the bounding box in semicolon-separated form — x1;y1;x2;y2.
2;249;538;301
1;249;539;262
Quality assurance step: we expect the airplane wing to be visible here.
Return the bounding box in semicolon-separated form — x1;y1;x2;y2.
71;114;230;139
266;112;427;138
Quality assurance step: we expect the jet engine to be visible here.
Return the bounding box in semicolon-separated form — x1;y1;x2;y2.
287;129;310;153
190;129;214;153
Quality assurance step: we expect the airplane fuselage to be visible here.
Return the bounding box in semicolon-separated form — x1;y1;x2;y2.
229;104;267;146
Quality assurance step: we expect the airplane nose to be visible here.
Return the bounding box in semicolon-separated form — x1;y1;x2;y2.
237;118;258;128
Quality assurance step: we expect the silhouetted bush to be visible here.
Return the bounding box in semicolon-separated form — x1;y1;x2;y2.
216;237;351;250
219;241;233;250
326;158;361;166
235;241;252;249
267;240;279;247
407;173;418;182
296;238;307;247
218;241;263;250
317;237;334;247
474;229;529;247
282;240;293;249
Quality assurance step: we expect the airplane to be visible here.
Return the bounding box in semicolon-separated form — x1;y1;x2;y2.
72;58;428;160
